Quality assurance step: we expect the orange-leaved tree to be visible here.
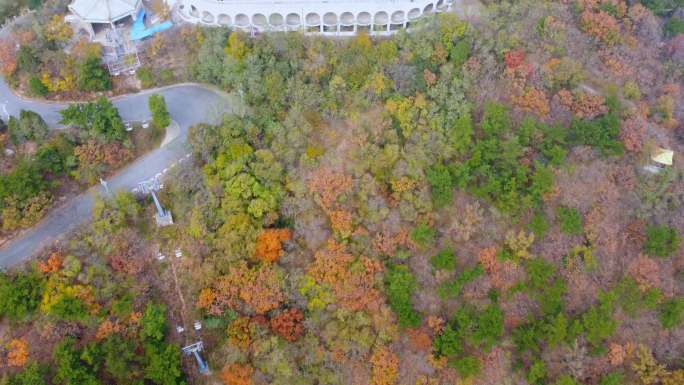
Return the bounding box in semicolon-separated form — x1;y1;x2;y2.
220;362;253;385
7;338;29;367
254;228;291;263
370;346;398;385
198;261;285;315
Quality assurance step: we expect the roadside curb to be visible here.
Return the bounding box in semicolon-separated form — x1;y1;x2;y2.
160;120;181;147
6;82;231;105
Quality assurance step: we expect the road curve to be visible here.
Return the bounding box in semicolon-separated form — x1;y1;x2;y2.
0;79;233;267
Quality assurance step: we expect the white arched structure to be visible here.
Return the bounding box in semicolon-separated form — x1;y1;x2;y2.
174;0;456;35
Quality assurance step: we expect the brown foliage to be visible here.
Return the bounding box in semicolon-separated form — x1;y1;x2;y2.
75;140;133;168
0;39;17;76
254;228;291;263
221;363;253;385
7;338;28;367
408;328;432;352
307;239;383;311
628;255;660;291
580;9;620;45
372;229;409;256
270;308;305;342
206;261;285;314
504;49;527;70
556;90;608;119
328;210;353;237
38;252;63;274
227;317;253;350
107;230;146;274
426;316;445;334
512;87;550;117
196;288;217;311
370;346;399;385
423;69;437;87
608;342;626;366
479;247;522;291
620;116;646;153
95;319;122;340
308;167;352;210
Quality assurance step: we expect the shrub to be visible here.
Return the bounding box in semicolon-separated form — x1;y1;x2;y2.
410;223;436;249
452;304;504;350
528;211;549;240
481;101;511;137
77;56;112;92
612;278;662;317
553;374;582;385
599;371;625;385
664;18;684;37
141;303;167;342
641;0;682;16
556;206;582;235
430;248;456;271
451;356;481;378
6;361;46;385
136;67;155;88
28;75;48;97
439;264;483;299
426;164;453;208
148;94;171;128
582;291;618;350
527;360;547;385
60;97;126;143
658;297;684;329
569;112;623;156
385;264;421;328
644;225;680;258
8;110;49;144
0;271;45;320
433;325;463;357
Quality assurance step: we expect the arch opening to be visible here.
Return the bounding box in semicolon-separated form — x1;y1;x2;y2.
235;13;249;26
286;13;301;26
201;10;214;23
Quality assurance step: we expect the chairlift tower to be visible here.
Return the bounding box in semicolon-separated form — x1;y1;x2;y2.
138;176;174;226
182;341;210;375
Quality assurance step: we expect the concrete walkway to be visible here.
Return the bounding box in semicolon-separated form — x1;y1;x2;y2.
0;80;233;267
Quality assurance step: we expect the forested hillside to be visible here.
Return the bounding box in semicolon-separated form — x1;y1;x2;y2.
0;1;683;385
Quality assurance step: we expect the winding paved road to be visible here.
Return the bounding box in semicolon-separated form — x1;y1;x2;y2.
0;79;233;267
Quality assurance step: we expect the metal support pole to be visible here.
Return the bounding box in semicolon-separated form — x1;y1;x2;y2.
150;190;165;216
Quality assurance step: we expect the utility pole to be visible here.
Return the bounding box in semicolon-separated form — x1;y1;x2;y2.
182;341;210;375
137;176;173;226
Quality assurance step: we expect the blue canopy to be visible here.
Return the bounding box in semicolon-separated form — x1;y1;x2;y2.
130;8;172;41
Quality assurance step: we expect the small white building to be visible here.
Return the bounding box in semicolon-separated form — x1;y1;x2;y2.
66;0;143;41
644;147;674;174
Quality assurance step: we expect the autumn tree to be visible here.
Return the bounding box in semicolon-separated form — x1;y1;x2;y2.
221;363;253;385
200;261;286;315
43;15;73;44
270;308;305;342
38;252;63;274
7;338;29;367
254;228;291;263
370;346;398;385
0;38;17;76
307;239;383;311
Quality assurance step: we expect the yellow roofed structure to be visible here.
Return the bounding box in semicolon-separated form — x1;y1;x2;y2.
651;147;674;166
